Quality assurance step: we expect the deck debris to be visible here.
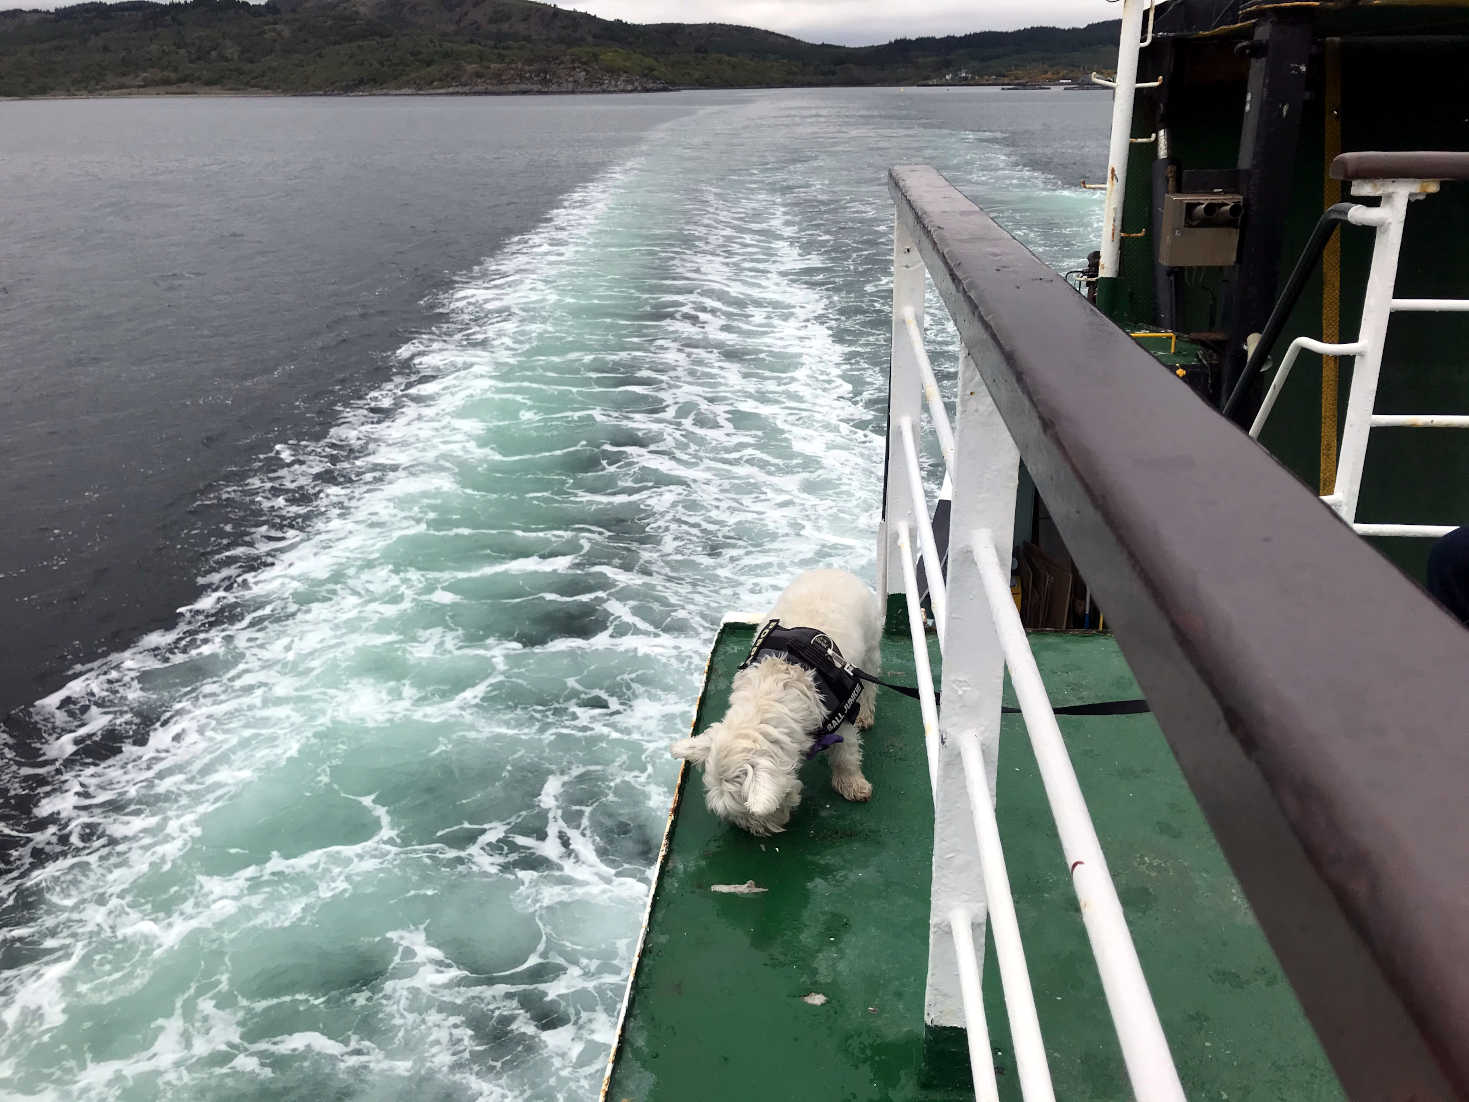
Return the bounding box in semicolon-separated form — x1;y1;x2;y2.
710;880;767;895
801;992;828;1006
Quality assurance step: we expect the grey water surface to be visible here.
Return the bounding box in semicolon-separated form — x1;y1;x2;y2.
0;87;1105;1101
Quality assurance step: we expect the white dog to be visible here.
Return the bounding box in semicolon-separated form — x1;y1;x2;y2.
671;569;882;835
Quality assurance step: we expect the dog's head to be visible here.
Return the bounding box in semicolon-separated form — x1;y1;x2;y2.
671;722;801;836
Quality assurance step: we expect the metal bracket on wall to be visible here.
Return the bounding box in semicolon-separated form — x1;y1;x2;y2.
1090;73;1163;89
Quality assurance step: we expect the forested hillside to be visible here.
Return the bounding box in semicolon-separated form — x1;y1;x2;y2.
0;0;1118;96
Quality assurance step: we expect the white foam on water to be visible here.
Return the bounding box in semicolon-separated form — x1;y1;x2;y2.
0;91;1102;1101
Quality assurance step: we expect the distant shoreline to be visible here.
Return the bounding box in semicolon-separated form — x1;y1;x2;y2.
1;3;1117;104
1;81;1097;103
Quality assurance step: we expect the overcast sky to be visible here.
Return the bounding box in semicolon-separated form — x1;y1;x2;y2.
0;0;1112;44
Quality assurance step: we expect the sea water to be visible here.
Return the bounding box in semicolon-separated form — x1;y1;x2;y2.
0;88;1104;1100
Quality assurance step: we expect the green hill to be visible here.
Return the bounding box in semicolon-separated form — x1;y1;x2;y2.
0;0;1119;97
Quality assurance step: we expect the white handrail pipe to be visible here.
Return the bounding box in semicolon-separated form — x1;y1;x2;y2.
955;737;1057;1102
1390;298;1469;312
972;531;1186;1102
1138;0;1157;48
923;350;1021;1067
1345;205;1391;227
950;907;1002;1102
1369;414;1469;429
1091;74;1162;90
896;522;941;798
1353;523;1457;538
901;306;958;477
1248;337;1365;440
898;417;949;645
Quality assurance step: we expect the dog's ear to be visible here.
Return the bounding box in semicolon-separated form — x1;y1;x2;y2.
670;736;711;764
742;764;784;818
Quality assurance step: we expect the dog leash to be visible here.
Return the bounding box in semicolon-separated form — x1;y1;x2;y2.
741;621;1149;750
1016;698;1150;716
852;669;1148;716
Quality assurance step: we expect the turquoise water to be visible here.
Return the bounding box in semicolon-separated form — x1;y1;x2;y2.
0;88;1104;1100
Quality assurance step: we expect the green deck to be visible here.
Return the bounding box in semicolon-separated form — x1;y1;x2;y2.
604;611;1342;1101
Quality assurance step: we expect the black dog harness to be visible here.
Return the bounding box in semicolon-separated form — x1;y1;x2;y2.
739;619;876;759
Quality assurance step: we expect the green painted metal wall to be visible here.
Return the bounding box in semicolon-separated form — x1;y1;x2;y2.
1109;23;1469;581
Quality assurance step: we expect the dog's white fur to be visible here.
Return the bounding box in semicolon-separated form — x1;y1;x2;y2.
671;569;882;835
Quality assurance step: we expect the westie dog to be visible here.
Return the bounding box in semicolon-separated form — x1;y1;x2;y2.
671;569;882;835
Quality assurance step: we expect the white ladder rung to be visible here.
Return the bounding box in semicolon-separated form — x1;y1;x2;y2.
1389;298;1469;313
1369;414;1469;428
1090;73;1163;89
1352;523;1457;539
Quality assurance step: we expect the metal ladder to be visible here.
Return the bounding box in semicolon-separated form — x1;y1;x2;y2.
1248;151;1469;538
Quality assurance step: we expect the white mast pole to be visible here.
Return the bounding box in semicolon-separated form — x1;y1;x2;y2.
1098;0;1150;278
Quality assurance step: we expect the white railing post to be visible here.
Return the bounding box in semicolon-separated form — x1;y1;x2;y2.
878;215;927;602
924;351;1020;1079
1329;182;1417;523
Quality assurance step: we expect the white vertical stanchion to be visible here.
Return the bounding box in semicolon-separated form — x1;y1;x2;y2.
878;216;927;602
923;350;1022;1085
1331;183;1413;523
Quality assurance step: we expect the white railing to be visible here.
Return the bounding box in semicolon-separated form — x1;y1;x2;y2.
1249;176;1469;537
876;214;1186;1102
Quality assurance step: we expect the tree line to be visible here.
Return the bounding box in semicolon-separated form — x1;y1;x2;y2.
0;0;1119;97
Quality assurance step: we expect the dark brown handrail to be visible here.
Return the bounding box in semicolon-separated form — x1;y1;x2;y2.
1332;150;1469;181
889;163;1469;1101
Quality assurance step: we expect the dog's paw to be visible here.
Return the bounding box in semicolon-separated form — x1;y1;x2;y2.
832;773;873;802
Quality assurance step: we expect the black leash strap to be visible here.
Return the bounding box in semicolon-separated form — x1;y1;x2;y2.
854;668;1148;717
1022;702;1145;719
853;668;936;704
743;620;1150;719
1004;699;1150;716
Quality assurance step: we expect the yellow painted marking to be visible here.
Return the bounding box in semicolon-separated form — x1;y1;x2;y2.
1130;330;1178;355
1321;37;1342;495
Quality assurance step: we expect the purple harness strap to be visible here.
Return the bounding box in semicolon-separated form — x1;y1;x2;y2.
806;729;845;759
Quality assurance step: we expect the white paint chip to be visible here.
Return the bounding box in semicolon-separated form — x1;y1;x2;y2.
710;880;767;895
801;992;828;1006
